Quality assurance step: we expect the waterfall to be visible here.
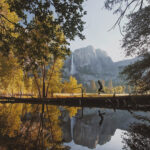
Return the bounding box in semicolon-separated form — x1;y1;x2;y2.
70;54;76;75
71;117;75;139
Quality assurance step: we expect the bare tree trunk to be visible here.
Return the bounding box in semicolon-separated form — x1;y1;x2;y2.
46;60;56;97
42;64;46;98
20;87;22;98
33;73;41;98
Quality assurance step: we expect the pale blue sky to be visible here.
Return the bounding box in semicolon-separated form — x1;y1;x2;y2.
70;0;131;62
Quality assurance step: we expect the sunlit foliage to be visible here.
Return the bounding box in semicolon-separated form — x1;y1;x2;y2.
0;0;19;53
0;104;22;137
0;52;24;96
0;103;69;150
62;76;82;93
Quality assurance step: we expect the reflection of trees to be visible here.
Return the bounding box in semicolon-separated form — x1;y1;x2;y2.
64;106;80;118
0;104;22;137
0;104;70;150
123;115;150;150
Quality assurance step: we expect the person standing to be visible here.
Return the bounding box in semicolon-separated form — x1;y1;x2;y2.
98;80;104;94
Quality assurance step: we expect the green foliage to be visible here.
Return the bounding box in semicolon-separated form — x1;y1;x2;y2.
1;0;86;54
15;15;69;71
120;6;150;92
105;0;150;93
122;6;150;56
6;0;86;40
121;53;150;93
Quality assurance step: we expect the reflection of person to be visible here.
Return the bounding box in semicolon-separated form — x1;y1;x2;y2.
98;80;104;94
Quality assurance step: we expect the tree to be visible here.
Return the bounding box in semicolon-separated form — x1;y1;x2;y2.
0;0;19;54
0;0;86;97
108;80;113;93
101;80;105;87
13;15;70;98
6;0;86;40
104;0;150;92
47;59;64;97
113;86;124;94
121;53;150;93
24;75;33;95
90;80;97;92
0;52;24;96
120;6;150;92
0;0;86;55
128;85;132;94
122;6;150;57
104;0;149;30
62;76;82;93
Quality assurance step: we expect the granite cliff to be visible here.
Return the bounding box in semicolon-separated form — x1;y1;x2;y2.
63;45;136;84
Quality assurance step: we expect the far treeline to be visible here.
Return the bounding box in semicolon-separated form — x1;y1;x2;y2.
0;0;150;97
85;80;134;94
87;79;150;94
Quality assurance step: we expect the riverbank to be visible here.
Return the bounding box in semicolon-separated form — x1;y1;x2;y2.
0;95;150;111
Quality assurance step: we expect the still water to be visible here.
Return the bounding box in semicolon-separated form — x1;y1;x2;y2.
0;103;149;150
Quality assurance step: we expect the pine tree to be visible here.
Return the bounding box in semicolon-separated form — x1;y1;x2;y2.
108;80;113;93
90;80;97;92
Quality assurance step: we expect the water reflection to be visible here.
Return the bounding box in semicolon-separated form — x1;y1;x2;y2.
0;103;149;150
122;115;150;150
61;108;150;149
0;103;74;150
98;110;105;126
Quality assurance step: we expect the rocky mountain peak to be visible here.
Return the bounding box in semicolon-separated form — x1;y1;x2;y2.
74;45;108;58
63;45;136;84
63;45;116;82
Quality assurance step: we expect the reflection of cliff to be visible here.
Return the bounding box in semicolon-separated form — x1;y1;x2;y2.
61;108;150;149
73;114;111;148
61;110;72;143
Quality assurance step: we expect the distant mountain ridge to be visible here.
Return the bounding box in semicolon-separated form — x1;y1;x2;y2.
63;45;137;84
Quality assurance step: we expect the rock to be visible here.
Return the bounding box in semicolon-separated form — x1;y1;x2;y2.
63;45;137;84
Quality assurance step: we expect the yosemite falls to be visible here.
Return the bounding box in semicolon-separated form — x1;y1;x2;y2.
70;54;76;75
